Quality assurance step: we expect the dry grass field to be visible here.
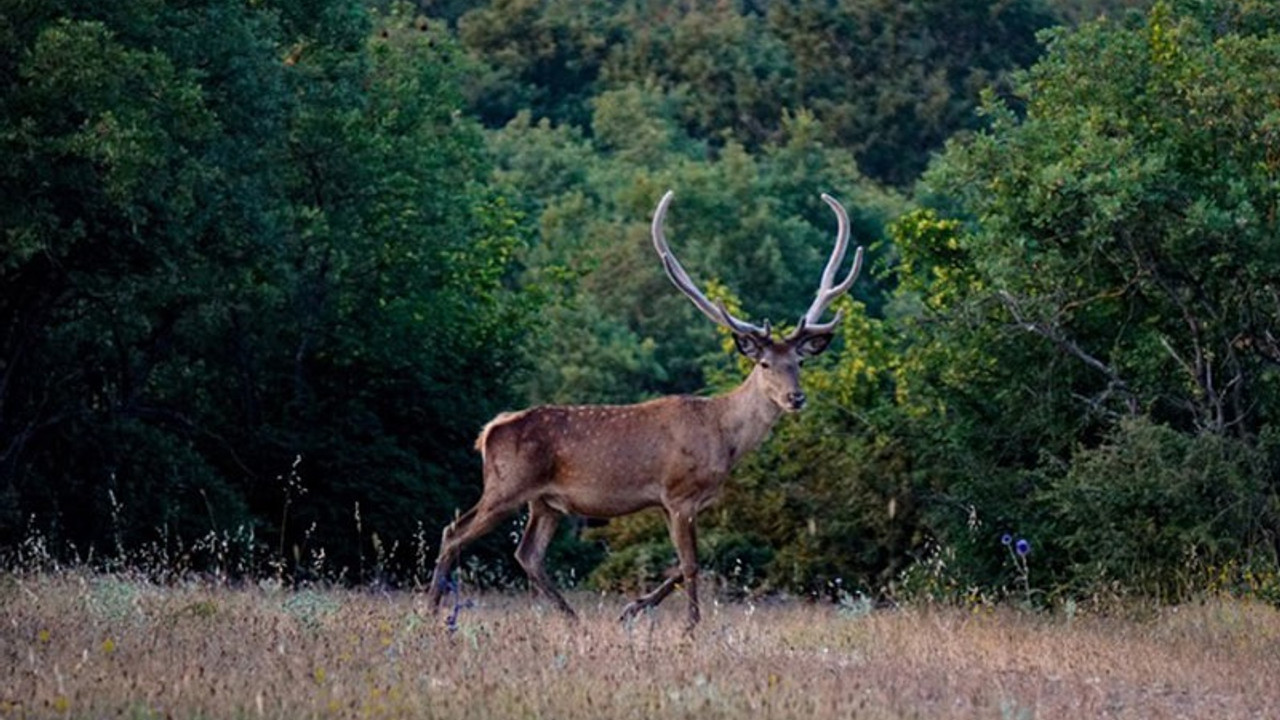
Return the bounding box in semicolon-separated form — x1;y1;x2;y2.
1;573;1278;719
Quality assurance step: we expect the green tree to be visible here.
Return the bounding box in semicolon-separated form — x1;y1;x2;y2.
1;3;256;553
0;1;534;580
455;0;624;129
924;0;1280;436
767;0;1053;185
1048;0;1151;24
602;1;794;148
444;0;1052;188
897;0;1280;600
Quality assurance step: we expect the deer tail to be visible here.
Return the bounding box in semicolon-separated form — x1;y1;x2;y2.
474;410;526;457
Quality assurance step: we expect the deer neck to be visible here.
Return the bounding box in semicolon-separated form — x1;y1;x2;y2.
713;367;785;466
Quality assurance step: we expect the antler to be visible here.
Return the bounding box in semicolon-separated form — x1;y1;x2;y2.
794;193;864;335
652;190;770;337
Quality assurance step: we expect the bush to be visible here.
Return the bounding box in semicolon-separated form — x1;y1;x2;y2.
1041;418;1280;602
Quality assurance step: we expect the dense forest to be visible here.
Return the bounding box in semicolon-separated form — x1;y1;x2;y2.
2;0;1278;605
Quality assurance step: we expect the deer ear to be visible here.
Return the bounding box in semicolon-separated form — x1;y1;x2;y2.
733;333;767;361
796;332;834;357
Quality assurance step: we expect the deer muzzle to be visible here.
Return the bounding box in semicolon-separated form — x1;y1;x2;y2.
786;391;807;411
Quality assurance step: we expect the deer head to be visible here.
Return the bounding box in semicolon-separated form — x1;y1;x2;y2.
650;190;864;413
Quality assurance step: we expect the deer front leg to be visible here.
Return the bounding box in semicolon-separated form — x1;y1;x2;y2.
618;572;680;622
668;509;701;632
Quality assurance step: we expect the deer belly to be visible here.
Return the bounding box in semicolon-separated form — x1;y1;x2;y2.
541;435;668;516
542;482;659;518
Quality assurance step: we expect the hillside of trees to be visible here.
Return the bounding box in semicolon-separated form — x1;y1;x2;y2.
2;0;1277;605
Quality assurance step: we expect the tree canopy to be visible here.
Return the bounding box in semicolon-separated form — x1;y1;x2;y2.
2;0;1278;605
1;0;530;580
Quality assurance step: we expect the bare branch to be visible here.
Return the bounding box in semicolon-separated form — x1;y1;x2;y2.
998;290;1139;415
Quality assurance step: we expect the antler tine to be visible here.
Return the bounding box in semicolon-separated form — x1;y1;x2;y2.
799;193;865;333
652;190;769;337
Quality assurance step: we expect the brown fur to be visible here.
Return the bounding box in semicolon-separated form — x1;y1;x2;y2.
426;340;820;631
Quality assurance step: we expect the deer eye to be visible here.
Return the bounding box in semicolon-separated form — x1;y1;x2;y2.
759;360;771;369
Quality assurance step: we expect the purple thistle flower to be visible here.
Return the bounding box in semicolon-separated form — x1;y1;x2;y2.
1001;533;1013;546
1015;538;1031;556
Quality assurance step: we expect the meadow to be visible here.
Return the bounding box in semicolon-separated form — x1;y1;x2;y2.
1;573;1277;719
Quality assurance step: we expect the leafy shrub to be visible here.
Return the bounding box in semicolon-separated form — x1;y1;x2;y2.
1041;418;1279;602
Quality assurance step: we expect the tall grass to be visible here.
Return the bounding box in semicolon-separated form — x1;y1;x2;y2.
2;572;1277;719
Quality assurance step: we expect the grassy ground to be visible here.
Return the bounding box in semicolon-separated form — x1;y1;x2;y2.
1;573;1277;719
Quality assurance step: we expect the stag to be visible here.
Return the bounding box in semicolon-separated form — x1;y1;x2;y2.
425;190;864;630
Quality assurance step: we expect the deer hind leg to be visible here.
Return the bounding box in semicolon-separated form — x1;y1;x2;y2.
514;500;576;619
618;572;680;622
424;497;519;612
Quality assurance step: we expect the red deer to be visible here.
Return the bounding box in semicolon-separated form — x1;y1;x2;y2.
425;190;864;631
